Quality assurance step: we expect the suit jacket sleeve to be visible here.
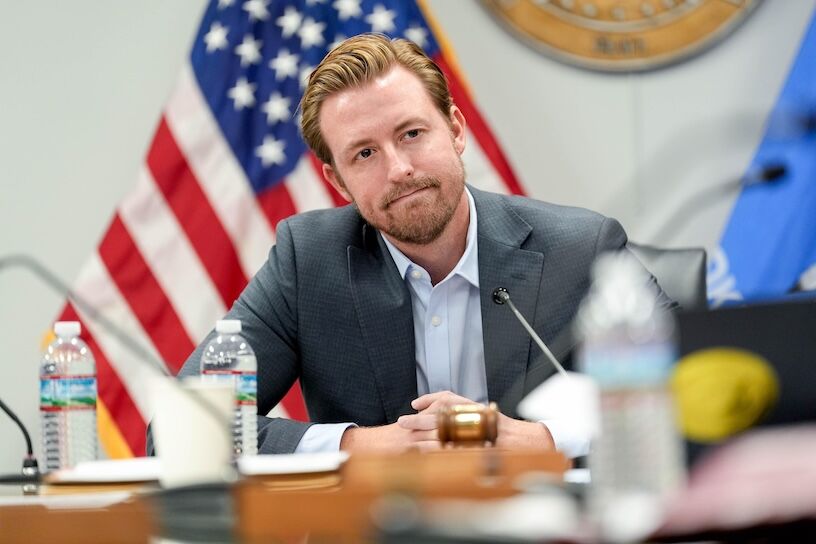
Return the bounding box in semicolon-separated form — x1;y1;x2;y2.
147;219;313;456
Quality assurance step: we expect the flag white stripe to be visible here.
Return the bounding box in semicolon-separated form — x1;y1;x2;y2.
73;254;166;421
462;128;510;195
165;63;275;278
118;167;227;343
285;156;335;212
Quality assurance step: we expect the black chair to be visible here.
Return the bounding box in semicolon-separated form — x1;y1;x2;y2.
628;242;707;311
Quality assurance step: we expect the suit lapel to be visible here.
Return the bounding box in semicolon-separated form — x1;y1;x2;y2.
473;188;544;414
348;224;417;423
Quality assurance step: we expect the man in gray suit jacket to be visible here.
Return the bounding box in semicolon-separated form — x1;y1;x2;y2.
174;34;670;456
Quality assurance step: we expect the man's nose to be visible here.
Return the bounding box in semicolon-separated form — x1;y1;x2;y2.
384;146;414;183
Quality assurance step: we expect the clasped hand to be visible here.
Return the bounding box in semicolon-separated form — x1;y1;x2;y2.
339;391;555;452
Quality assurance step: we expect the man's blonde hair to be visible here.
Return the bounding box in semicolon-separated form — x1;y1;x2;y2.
300;33;453;165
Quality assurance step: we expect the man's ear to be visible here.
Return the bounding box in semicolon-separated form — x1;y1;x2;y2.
449;105;467;156
322;162;353;202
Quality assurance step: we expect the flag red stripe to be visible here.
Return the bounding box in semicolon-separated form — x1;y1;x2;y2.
434;55;526;196
98;215;195;373
280;379;308;421
59;304;146;455
147;118;249;307
308;152;347;207
256;181;298;230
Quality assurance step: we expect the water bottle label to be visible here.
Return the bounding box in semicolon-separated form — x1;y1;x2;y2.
201;370;256;406
236;373;257;406
583;343;676;388
201;370;235;385
40;376;97;411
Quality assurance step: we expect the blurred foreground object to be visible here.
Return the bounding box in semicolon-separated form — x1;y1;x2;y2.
577;252;686;542
658;424;816;538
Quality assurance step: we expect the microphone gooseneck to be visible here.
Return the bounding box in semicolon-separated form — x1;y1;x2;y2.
0;254;171;377
0;253;233;475
0;398;34;456
0;397;40;486
492;287;569;379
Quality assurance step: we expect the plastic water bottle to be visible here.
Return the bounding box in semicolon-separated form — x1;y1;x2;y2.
200;320;258;456
40;321;98;471
576;252;685;541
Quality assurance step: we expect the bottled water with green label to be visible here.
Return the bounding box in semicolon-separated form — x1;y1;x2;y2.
576;253;685;541
200;319;258;456
40;321;98;470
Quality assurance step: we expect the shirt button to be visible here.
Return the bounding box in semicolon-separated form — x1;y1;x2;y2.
410;270;422;280
430;316;442;327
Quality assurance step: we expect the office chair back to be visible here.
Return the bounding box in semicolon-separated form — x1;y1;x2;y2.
628;242;707;311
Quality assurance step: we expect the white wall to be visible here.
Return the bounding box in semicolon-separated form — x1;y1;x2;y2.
0;1;208;481
1;1;813;477
427;1;815;249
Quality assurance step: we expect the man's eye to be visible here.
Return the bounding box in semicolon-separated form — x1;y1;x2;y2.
357;148;373;160
405;129;420;139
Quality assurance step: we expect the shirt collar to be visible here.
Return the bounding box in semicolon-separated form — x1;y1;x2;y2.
382;187;480;288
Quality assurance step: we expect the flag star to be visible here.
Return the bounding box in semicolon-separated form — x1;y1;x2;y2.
276;6;303;38
203;22;229;52
404;25;429;48
298;17;326;48
218;0;235;8
333;0;362;20
243;0;270;22
256;136;286;166
300;64;315;89
261;92;291;124
269;49;300;80
329;34;347;51
234;34;263;66
227;77;256;110
366;5;397;33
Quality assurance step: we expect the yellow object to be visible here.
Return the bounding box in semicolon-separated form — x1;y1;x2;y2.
671;347;779;442
40;330;56;351
97;399;134;458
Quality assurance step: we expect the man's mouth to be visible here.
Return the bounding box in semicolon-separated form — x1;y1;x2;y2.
383;181;439;209
390;186;430;205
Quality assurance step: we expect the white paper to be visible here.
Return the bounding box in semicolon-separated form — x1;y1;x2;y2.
0;491;132;509
517;371;600;438
237;451;349;475
49;457;161;484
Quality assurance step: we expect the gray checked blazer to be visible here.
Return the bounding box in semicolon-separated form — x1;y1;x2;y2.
168;186;670;454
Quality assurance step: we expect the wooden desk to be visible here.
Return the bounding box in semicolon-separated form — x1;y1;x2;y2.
0;448;569;543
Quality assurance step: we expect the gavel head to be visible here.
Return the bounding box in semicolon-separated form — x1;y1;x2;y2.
437;402;499;447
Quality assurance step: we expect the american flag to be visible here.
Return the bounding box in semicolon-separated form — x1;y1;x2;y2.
58;0;524;457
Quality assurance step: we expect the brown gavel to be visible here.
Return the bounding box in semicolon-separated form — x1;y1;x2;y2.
437;402;499;447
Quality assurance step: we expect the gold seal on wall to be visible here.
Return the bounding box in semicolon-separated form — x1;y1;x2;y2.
483;0;760;72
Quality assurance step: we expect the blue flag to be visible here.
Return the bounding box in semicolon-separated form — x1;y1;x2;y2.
710;12;816;307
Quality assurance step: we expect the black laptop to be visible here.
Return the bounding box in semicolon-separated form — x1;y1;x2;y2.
677;297;816;462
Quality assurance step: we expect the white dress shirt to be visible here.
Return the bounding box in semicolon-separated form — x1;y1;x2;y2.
295;188;589;457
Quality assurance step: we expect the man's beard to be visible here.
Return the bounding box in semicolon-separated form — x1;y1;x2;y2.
371;175;463;245
335;154;466;246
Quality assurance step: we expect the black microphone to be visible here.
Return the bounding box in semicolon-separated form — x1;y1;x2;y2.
492;287;569;378
742;162;787;186
0;398;40;488
652;161;787;243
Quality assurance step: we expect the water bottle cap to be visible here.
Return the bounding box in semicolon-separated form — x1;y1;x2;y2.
54;321;81;338
215;320;242;334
